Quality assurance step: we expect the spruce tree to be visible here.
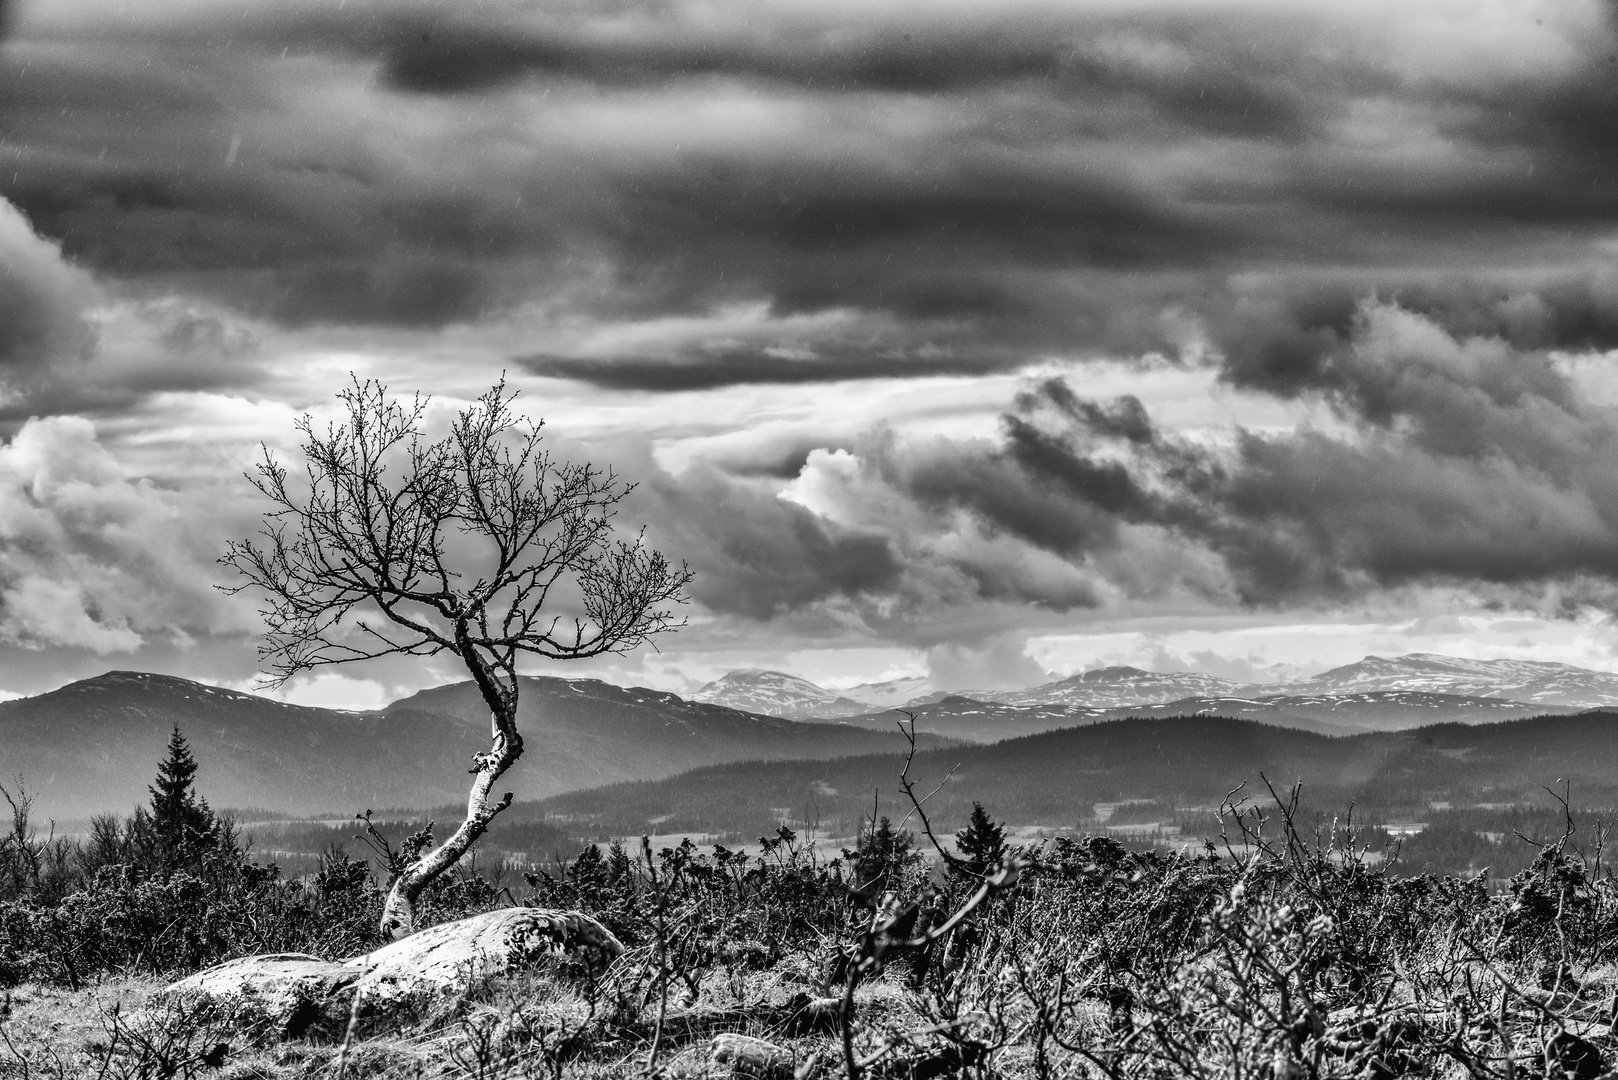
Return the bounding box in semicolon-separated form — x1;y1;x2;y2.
149;725;216;868
954;801;1007;878
854;815;918;890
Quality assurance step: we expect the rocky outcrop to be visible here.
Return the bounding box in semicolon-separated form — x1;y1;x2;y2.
159;907;622;1039
158;953;361;1039
348;906;623;1004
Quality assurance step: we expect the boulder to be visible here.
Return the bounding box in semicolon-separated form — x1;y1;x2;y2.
343;906;624;1007
708;1033;795;1080
159;953;362;1039
160;908;622;1039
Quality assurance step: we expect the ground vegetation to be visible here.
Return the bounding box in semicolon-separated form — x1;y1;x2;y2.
6;748;1618;1076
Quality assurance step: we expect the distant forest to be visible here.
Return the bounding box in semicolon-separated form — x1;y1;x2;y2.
509;712;1618;833
233;710;1618;887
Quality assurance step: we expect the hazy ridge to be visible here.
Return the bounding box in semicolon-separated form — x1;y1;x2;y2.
533;709;1618;840
0;671;950;818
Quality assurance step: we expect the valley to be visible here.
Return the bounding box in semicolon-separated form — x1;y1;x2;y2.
9;653;1618;885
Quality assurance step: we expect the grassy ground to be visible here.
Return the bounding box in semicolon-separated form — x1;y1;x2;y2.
0;971;917;1078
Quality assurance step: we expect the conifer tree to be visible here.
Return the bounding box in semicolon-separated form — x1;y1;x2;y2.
954;801;1007;878
854;814;918;890
149;725;216;868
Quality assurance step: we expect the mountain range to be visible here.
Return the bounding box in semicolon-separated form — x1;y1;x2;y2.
828;690;1575;743
689;670;874;721
1278;654;1618;703
692;653;1618;737
12;651;1618;821
0;671;947;819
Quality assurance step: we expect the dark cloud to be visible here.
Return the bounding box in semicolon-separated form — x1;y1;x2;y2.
378;22;1072;97
884;437;1127;562
639;464;902;620
3;0;1613;373
607;288;1618;626
0;199;97;387
521;349;1016;391
1209;272;1618;400
886;300;1618;607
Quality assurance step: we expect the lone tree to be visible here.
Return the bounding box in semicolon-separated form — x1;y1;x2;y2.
953;801;1007;878
853;814;919;892
149;725;218;869
224;378;691;937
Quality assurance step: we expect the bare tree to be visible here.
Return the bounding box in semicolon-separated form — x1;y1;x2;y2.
223;378;691;937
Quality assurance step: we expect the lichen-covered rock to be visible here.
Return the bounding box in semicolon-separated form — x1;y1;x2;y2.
160;953;362;1039
342;907;622;1008
159;908;622;1040
708;1033;795;1079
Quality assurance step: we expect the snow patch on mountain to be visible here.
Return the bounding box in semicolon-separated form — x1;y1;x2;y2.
694;652;1618;725
691;670;873;720
996;666;1246;709
839;676;935;708
1282;653;1618;707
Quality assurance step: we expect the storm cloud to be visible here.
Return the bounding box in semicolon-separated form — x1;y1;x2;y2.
863;299;1618;608
4;0;1616;385
0;198;97;386
7;0;1618;689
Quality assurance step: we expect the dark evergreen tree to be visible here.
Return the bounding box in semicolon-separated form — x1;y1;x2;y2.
854;815;919;891
569;843;608;891
606;841;632;884
954;801;1008;878
149;725;216;869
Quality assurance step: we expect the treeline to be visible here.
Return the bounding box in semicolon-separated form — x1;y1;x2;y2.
0;727;513;987
1;727;243;905
529;713;1618;852
242;815;582;878
1;729;597;898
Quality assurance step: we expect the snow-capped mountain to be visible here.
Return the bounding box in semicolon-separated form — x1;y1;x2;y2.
997;666;1246;709
1280;653;1618;707
693;653;1618;726
691;669;874;720
831;689;1562;742
1109;690;1574;732
840;676;936;708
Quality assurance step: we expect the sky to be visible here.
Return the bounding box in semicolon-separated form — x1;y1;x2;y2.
3;0;1618;707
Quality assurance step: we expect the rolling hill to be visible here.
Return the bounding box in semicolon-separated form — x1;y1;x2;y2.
532;710;1618;839
0;671;949;819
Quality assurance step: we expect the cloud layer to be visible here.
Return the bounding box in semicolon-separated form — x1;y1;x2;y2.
4;0;1618;692
671;299;1618;635
0;414;252;654
7;0;1617;378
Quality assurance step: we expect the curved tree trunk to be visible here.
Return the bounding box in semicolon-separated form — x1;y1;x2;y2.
379;641;523;939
